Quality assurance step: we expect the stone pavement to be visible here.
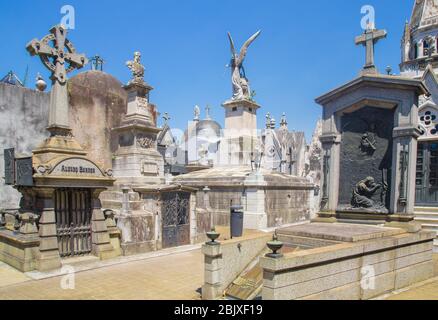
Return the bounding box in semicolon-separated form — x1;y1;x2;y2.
0;235;436;300
0;249;204;300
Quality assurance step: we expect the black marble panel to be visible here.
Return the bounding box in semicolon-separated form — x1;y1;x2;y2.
338;106;394;212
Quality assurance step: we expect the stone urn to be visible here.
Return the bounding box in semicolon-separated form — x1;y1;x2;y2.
206;227;220;245
266;232;284;258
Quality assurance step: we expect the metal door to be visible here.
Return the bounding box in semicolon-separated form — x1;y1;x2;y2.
416;142;438;206
161;192;190;249
54;189;92;257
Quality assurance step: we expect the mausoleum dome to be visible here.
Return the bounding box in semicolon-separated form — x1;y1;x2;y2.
68;70;126;98
68;70;128;170
196;119;222;140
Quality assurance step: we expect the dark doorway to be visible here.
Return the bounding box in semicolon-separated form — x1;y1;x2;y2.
161;192;190;249
54;189;93;257
416;142;438;206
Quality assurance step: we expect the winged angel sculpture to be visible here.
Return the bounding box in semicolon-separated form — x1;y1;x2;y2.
227;30;261;101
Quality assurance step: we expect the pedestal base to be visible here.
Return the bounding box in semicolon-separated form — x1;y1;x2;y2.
314;211;419;232
36;250;62;272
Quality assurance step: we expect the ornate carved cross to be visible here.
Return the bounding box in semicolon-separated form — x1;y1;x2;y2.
355;28;387;75
27;25;88;84
26;25;88;134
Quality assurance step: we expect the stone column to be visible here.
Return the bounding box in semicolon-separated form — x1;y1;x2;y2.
36;189;61;272
91;189;118;259
202;243;223;300
243;172;268;229
385;127;422;232
315;133;341;222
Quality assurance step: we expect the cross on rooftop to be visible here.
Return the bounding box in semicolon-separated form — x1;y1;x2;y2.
162;112;171;123
355;28;387;75
205;105;211;120
90;55;105;71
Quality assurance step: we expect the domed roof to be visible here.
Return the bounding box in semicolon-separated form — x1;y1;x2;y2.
68;70;126;98
67;70;128;170
183;119;222;143
196;119;222;137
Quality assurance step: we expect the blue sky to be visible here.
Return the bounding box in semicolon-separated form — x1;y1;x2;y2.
0;0;413;141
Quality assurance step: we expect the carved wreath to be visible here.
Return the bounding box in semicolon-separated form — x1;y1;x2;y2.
137;137;154;149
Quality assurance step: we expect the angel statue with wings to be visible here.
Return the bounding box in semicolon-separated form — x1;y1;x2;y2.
227;30;261;101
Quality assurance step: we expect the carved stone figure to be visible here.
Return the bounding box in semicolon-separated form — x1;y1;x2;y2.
126;51;145;84
351;177;385;209
227;31;261;101
360;132;377;153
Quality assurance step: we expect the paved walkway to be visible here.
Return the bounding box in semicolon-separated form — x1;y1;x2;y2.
0;249;203;300
0;237;436;300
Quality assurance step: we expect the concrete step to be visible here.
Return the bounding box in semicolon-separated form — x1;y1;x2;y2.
414;217;438;225
419;224;438;235
434;239;438;254
414;206;438;214
414;212;438;219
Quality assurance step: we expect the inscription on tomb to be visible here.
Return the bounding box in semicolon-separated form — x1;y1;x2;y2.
52;158;103;177
338;106;393;213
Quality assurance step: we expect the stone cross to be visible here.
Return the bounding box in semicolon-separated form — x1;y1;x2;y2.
355;28;387;75
205;105;211;120
27;25;88;134
162;112;170;124
90;55;105;71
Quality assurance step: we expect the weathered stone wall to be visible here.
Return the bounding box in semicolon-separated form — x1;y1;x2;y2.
196;188;243;226
195;186;311;228
0;83;49;210
265;189;311;228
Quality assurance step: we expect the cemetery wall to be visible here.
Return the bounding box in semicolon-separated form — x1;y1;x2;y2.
0;83;49;210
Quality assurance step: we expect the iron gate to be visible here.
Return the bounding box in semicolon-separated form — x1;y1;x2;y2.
161;192;190;249
54;189;93;257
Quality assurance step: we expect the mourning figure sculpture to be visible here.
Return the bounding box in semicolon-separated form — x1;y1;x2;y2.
351;176;386;209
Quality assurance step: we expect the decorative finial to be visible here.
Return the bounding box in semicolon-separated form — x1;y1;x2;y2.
280;113;288;128
206;226;220;246
194;105;200;121
266;231;284;258
385;66;392;75
35;73;47;92
266;112;271;129
205;105;211;120
126;51;145;85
